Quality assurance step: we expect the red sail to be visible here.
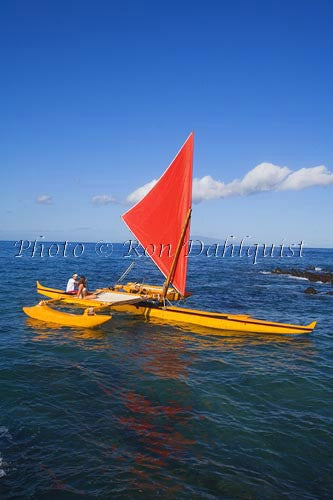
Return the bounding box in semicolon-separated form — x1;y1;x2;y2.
122;133;193;295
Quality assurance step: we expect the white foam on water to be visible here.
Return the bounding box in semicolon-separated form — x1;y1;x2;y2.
315;267;322;271
0;427;11;479
0;427;11;439
259;271;271;275
288;276;308;281
0;455;5;478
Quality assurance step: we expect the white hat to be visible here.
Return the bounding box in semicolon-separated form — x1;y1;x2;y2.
73;273;78;278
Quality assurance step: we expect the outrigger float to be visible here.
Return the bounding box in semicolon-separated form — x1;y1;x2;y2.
23;133;317;335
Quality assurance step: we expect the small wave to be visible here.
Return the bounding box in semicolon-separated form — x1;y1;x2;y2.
315;267;322;271
288;276;308;281
0;427;11;479
259;271;271;275
0;427;11;439
0;456;5;478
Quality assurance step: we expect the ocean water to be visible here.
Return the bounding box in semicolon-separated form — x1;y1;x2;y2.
0;241;332;499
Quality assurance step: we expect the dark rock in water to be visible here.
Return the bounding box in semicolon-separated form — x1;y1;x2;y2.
304;287;317;294
272;268;333;284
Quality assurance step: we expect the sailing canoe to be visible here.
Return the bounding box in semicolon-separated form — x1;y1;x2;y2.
36;282;316;334
27;134;317;335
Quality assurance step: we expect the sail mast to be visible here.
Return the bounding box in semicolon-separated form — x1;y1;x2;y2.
162;208;192;299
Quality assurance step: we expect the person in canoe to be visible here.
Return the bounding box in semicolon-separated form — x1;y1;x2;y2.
77;275;98;299
66;273;79;294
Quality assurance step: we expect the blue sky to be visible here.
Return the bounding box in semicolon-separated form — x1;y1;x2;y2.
1;0;333;246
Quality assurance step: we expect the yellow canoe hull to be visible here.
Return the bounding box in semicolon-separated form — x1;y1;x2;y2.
23;302;112;328
111;303;316;335
36;282;316;335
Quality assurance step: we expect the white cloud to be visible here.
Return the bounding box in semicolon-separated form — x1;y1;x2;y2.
92;194;116;205
278;165;333;191
126;179;157;204
36;194;52;204
126;163;333;204
192;163;291;202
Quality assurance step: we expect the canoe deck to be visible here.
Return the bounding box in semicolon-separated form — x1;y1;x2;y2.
35;281;142;307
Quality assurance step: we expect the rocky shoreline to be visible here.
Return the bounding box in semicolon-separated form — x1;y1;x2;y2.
272;267;333;284
271;268;333;295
